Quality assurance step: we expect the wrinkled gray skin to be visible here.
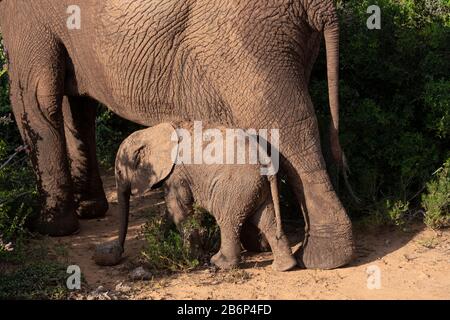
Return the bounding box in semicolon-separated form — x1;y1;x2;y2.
0;0;354;269
94;123;297;271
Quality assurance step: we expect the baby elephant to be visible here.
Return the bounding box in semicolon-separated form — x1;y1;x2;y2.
94;123;296;271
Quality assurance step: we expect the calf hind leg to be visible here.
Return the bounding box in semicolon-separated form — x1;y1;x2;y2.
250;203;297;272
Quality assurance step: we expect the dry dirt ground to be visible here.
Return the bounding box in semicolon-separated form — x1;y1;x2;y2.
48;174;450;300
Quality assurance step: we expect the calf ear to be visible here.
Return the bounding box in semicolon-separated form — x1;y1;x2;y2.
130;123;179;196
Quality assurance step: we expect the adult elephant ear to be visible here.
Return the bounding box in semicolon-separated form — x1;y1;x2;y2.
118;123;179;196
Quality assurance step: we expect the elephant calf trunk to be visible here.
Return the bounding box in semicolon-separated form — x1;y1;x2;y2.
93;184;131;267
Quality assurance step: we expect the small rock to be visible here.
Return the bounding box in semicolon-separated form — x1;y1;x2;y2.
130;266;153;281
115;282;132;293
93;241;123;266
403;254;417;262
92;286;107;295
87;286;116;301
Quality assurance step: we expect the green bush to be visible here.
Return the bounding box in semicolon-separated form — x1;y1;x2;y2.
141;216;200;272
0;157;38;246
0;261;70;300
0;36;39;256
312;0;450;227
141;206;220;272
424;79;450;139
95;108;141;169
422;159;450;228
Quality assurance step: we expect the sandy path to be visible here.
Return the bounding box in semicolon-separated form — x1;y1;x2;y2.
49;175;450;300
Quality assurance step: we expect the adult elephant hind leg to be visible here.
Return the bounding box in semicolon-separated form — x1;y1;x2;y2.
8;68;79;236
280;105;355;269
63;97;108;219
285;154;355;269
249;204;297;272
231;79;354;269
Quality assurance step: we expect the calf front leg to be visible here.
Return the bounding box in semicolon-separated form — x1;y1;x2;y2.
211;216;243;270
164;182;206;259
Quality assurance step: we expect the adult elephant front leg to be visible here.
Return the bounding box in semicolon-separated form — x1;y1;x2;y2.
8;60;79;236
63;96;108;219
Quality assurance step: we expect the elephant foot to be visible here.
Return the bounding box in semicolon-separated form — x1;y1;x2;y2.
76;197;109;220
93;241;123;266
211;251;240;270
296;223;355;270
34;209;80;237
272;254;297;272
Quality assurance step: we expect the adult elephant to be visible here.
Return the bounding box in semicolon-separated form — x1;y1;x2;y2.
0;0;354;269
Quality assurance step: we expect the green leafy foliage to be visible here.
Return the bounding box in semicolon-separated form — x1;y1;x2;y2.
424;79;450;138
422;159;450;228
0;261;70;299
141;206;220;272
0;36;39;256
182;204;221;258
95;108;141;169
141;216;200;272
0;238;74;300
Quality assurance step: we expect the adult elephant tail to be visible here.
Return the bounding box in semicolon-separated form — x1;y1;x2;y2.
301;0;345;169
324;21;360;203
305;0;359;203
324;23;343;168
